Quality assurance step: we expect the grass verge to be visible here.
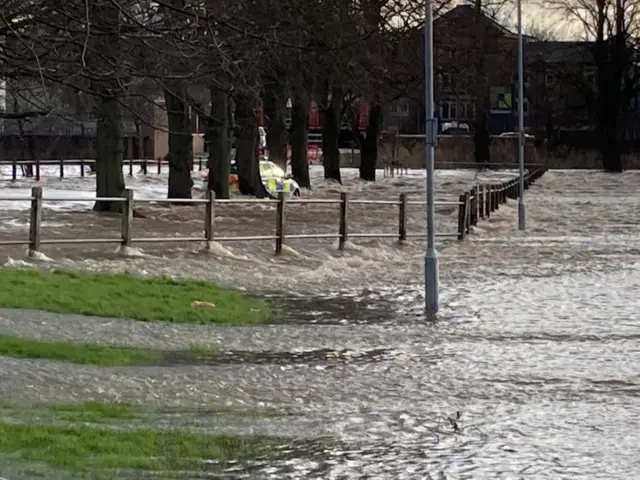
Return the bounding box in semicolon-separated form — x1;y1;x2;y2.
0;334;222;367
0;400;283;425
0;420;289;474
0;268;273;325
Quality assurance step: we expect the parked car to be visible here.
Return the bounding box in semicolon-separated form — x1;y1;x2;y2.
441;121;470;134
200;160;301;198
499;131;534;139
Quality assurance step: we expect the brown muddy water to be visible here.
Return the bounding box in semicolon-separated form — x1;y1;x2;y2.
0;166;639;479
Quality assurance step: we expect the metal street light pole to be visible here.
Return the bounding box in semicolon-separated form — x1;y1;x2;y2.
424;0;439;314
517;0;526;230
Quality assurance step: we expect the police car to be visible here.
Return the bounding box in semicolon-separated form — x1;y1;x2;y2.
200;159;301;198
259;160;301;198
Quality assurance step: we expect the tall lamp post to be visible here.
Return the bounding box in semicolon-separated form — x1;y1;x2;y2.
424;0;439;314
517;0;526;230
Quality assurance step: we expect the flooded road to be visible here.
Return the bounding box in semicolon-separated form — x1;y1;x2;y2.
0;167;639;478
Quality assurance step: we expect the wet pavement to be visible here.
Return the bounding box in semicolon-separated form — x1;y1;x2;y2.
0;167;639;478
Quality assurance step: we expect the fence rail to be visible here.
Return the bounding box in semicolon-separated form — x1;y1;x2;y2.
0;168;546;255
0;158;549;181
455;167;547;240
0;157;207;180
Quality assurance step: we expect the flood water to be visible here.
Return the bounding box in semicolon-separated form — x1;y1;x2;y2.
0;166;639;479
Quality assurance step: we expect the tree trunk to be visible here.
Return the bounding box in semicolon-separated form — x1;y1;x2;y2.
25;137;34;177
93;86;125;213
359;103;382;181
321;90;342;183
235;96;270;197
599;104;623;172
592;5;623;172
264;92;288;168
473;114;491;167
473;0;490;168
13;96;34;177
290;97;311;189
206;87;230;198
135;119;144;160
164;85;193;199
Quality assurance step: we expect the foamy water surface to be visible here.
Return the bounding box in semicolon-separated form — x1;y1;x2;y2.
0;165;638;479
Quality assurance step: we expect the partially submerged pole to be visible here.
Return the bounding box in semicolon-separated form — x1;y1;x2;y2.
424;0;439;315
517;0;526;230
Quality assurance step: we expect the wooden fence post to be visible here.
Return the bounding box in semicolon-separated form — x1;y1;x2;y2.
339;192;348;250
471;186;478;225
28;187;43;256
35;159;41;181
157;157;162;174
11;160;17;181
80;159;85;177
485;185;491;217
275;191;285;254
204;190;215;245
479;185;485;219
398;193;407;242
493;185;499;211
59;159;64;179
121;189;134;247
142;158;148;175
464;191;471;233
488;185;494;212
457;193;466;240
129;157;134;176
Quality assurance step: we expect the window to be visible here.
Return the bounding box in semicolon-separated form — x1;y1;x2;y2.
440;101;458;120
188;106;199;133
390;98;409;115
459;103;467;119
441;102;449;120
467;102;475;120
449;102;457;119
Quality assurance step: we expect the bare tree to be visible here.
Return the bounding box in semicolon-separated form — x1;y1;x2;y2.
545;0;640;171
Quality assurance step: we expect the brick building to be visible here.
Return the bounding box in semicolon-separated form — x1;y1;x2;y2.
383;5;596;138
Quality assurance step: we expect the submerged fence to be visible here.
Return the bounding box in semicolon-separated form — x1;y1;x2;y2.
0;158;548;181
456;167;547;240
0;168;546;255
0;158;206;180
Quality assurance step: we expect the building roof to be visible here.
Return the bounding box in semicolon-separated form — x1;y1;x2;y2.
436;4;517;38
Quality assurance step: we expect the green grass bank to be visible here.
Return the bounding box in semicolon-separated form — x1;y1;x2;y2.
0;269;273;325
0;334;222;366
0;420;289;474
